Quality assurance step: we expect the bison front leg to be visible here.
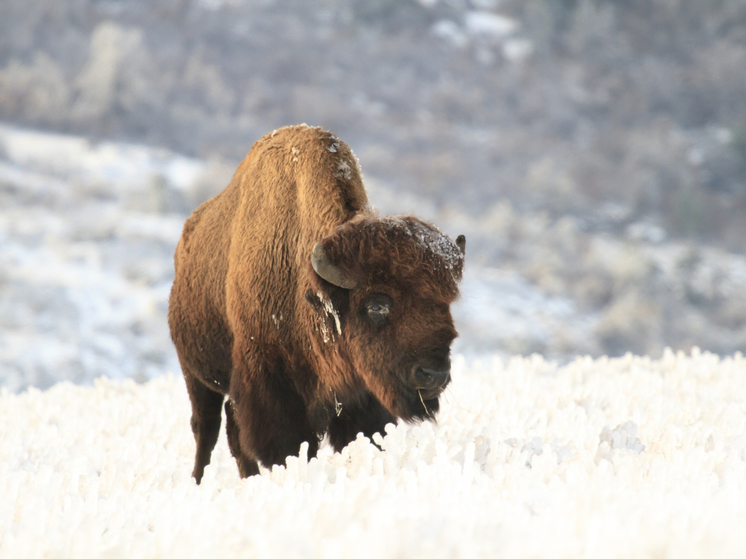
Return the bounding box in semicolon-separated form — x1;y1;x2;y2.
224;399;260;477
230;351;320;470
183;370;224;484
328;392;396;452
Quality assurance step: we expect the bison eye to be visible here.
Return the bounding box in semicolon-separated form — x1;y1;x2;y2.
365;295;392;325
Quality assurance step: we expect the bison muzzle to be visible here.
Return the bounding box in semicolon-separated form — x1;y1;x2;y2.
168;125;465;483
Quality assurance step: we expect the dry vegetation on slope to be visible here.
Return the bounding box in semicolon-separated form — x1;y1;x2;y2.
2;0;746;361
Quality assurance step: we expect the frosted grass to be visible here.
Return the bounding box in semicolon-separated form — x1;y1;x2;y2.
2;350;745;558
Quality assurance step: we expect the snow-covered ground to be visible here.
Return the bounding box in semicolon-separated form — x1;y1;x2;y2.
2;350;745;557
2;124;746;556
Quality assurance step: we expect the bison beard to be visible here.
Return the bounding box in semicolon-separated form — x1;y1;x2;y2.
168;125;465;483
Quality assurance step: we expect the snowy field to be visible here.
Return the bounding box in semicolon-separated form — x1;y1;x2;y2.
2;123;746;556
2;350;746;557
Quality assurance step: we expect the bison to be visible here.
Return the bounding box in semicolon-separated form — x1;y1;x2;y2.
168;125;465;483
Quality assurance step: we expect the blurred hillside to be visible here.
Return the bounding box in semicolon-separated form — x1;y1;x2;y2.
2;0;746;365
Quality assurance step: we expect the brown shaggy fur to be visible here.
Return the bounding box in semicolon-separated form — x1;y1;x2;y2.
168;125;464;483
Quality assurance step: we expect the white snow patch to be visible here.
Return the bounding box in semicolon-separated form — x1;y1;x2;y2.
271;313;283;330
432;20;469;49
315;292;341;342
2;351;746;557
0;123;212;392
464;11;517;38
502;38;533;62
318;319;331;343
322;297;342;336
626;221;667;244
452;266;597;358
407;219;463;281
333;159;352;181
0;124;205;192
598;421;646;456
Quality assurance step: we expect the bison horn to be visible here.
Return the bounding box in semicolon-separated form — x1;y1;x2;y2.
311;242;358;289
456;234;466;255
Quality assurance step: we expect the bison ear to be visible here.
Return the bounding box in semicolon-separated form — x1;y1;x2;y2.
311;242;358;290
456;235;466;255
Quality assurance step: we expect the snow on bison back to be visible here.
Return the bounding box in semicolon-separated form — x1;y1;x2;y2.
168;125;466;483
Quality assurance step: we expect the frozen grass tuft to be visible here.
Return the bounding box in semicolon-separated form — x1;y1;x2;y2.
2;351;746;557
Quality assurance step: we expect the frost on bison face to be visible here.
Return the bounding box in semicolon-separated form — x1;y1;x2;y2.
308;215;464;422
168;125;465;483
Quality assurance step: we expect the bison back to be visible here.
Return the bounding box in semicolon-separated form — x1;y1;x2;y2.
168;125;369;391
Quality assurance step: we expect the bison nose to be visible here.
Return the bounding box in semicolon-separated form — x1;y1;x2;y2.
412;366;451;394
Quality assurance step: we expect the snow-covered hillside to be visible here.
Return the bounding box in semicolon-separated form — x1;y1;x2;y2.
0;124;199;391
0;123;590;392
2;351;745;557
4;122;746;394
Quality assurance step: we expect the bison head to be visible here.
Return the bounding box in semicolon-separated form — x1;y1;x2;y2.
308;216;465;422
